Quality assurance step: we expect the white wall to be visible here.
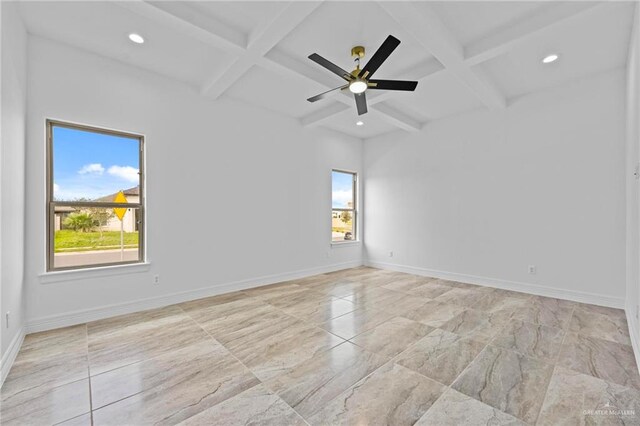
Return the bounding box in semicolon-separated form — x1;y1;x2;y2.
24;37;362;327
365;69;627;307
626;4;640;359
1;2;27;363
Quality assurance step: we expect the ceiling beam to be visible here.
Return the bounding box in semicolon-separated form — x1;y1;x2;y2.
464;2;603;66
201;1;322;98
379;1;506;110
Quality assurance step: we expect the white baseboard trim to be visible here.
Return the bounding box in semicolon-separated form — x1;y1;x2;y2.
626;309;640;376
366;260;625;309
1;327;25;386
25;260;363;334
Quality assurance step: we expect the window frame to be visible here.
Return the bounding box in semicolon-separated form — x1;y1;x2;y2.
331;168;358;244
46;119;145;272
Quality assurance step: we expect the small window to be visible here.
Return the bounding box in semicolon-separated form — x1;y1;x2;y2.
46;120;144;271
332;169;357;243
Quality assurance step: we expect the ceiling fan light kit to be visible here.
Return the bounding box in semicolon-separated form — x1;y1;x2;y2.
306;35;418;116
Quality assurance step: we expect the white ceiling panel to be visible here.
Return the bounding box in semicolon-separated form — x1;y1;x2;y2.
19;1;235;87
185;1;287;37
427;1;550;47
399;72;483;121
225;65;329;119
473;2;635;99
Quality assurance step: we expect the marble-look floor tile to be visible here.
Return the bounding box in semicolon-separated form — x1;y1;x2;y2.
400;299;466;328
381;275;434;293
0;378;90;426
408;282;456;299
90;339;257;409
396;328;486;386
439;309;511;343
176;290;250;313
275;293;356;324
473;293;530;317
87;306;210;375
434;287;494;308
569;307;630;345
177;384;307;426
350;317;433;358
304;279;368;298
573;302;627;322
91;340;259;425
341;286;406;309
319;307;395;340
416;388;526;426
487;288;533;301
1;325;88;402
308;362;445;426
452;345;554;423
230;323;344;381
57;413;93;426
511;296;575;329
264;341;388;418
376;294;431;316
558;333;640;390
490;320;565;362
538;367;640;425
242;282;307;301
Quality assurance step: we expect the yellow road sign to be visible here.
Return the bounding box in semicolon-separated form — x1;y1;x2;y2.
113;191;128;220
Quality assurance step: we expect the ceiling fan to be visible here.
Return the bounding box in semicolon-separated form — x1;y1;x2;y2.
306;35;418;115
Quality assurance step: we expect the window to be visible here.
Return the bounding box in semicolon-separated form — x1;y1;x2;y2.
46;120;144;271
332;169;357;243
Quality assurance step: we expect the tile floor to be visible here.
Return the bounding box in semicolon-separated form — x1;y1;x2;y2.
2;267;640;425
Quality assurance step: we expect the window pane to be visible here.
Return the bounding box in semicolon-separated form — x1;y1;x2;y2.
53;205;140;269
332;210;354;242
332;171;354;209
52;125;140;203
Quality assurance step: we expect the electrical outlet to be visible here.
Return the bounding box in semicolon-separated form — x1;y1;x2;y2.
389;251;394;258
153;275;160;285
528;265;536;274
5;311;10;329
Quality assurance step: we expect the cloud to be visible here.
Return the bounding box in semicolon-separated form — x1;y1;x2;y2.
332;190;353;208
53;183;60;194
78;163;104;175
108;165;139;183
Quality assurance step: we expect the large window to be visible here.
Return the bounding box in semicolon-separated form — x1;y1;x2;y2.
332;169;357;243
46;120;144;271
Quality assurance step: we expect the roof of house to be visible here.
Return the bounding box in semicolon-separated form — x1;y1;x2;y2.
95;186;139;202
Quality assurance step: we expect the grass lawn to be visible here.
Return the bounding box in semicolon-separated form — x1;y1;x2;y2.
55;230;138;252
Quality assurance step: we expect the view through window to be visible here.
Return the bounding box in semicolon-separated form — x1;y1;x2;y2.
47;121;144;270
332;170;357;242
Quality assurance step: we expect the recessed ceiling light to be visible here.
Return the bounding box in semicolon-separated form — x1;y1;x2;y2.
542;54;559;64
128;33;145;44
356;121;364;126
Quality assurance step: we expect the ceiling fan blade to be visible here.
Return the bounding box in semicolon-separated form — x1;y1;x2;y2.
359;35;400;78
307;84;349;102
368;79;418;91
308;53;353;81
355;92;367;115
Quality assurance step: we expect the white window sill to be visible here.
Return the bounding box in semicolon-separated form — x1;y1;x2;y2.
331;241;361;248
39;262;151;284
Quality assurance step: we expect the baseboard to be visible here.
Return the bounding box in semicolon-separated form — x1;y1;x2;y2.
1;327;25;386
25;260;363;334
626;309;640;376
366;260;625;309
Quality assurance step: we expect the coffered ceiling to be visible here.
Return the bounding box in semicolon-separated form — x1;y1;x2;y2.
18;1;636;139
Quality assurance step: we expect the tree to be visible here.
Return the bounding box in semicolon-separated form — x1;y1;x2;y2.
340;211;352;224
85;207;114;238
63;212;97;232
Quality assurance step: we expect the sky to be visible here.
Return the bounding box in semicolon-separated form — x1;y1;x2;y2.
332;170;354;209
53;126;140;201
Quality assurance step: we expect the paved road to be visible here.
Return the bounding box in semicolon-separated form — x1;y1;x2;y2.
54;248;139;268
